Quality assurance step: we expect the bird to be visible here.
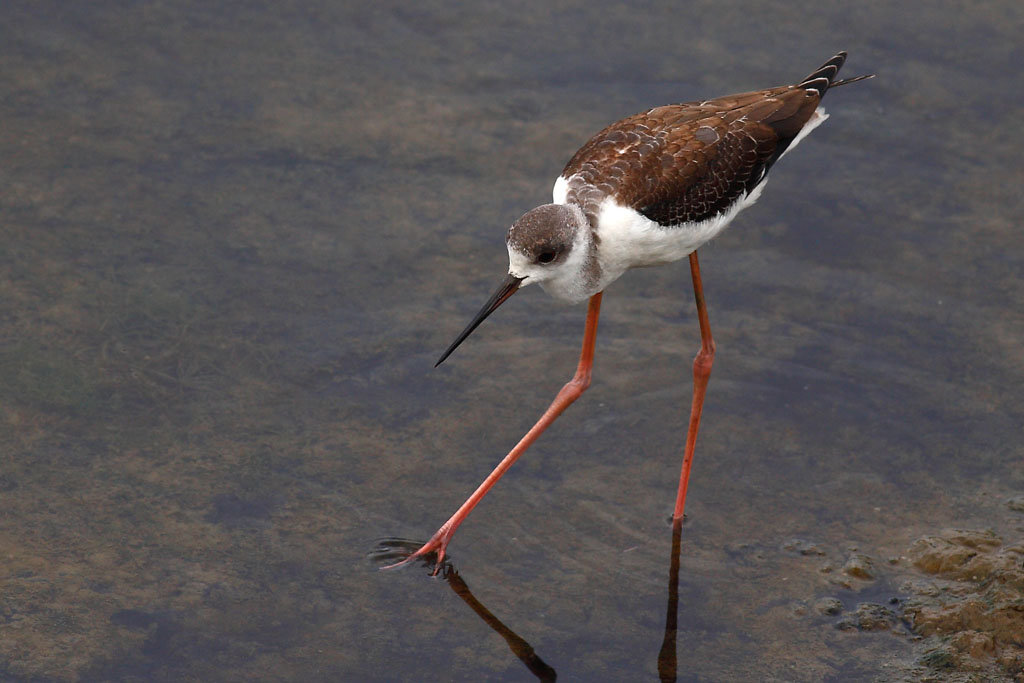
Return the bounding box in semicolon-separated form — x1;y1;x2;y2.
386;52;873;573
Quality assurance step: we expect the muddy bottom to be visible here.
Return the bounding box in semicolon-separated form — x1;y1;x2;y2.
790;510;1024;681
903;526;1024;679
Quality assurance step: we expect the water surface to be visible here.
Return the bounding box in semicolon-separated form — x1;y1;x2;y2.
1;1;1022;680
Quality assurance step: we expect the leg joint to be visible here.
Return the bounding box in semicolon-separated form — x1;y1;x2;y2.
564;372;591;396
693;345;715;374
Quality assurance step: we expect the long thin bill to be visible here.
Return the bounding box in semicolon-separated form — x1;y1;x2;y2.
436;273;524;367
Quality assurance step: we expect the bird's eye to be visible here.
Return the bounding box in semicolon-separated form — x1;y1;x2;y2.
537;251;556;264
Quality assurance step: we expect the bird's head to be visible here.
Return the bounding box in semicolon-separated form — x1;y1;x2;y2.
435;203;591;366
505;203;588;289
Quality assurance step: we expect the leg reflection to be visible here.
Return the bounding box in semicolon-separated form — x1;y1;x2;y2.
371;539;557;682
444;567;557;682
657;519;684;683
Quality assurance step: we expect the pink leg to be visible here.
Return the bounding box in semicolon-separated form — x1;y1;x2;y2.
385;292;604;573
672;251;715;521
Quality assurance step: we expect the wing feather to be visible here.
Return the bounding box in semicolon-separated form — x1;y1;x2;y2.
560;85;822;226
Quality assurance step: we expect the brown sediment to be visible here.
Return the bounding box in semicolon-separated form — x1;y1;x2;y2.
903;529;1024;679
806;528;1024;679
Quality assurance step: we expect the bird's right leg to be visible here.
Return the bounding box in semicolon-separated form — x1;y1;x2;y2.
672;250;715;521
384;292;604;574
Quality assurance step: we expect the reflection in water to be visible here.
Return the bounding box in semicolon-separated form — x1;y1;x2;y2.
657;519;684;683
444;563;558;682
372;539;558;681
377;524;689;681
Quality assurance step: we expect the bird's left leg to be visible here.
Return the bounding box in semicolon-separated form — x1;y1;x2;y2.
384;292;604;574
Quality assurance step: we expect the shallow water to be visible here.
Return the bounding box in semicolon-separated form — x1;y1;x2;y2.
2;1;1022;680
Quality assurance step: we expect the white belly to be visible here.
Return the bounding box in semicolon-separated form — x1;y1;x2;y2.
589;180;767;289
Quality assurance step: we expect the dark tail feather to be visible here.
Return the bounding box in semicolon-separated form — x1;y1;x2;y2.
799;51;874;97
751;53;872;189
799;51;848;93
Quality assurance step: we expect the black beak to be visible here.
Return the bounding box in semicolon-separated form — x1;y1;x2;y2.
436;273;524;367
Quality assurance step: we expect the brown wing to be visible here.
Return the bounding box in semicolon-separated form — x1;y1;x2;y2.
560;85;821;226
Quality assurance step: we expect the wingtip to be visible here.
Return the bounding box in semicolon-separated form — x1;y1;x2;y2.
830;73;875;88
